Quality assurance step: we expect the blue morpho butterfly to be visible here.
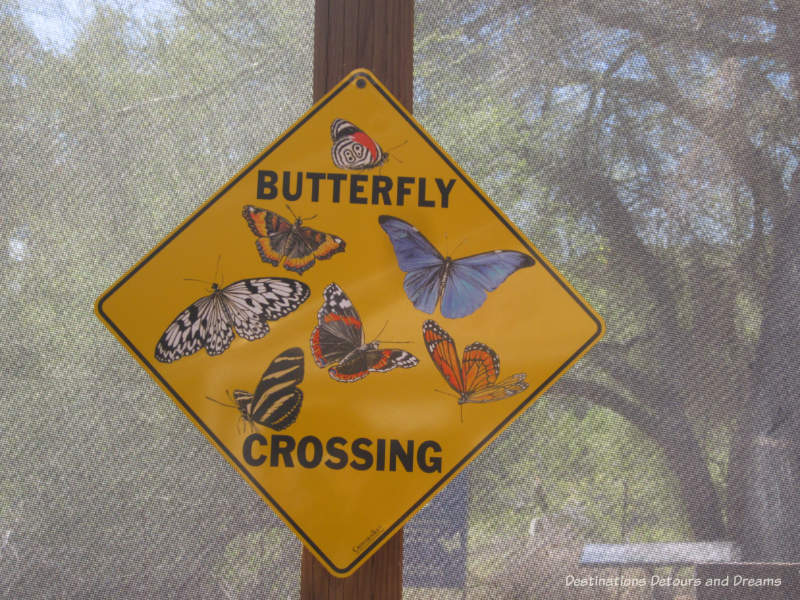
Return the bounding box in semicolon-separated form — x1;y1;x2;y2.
378;215;535;319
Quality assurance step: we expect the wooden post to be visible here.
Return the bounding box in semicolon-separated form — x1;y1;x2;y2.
301;1;413;597
313;0;413;109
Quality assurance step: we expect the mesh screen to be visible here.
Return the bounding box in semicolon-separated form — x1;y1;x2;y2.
2;1;799;598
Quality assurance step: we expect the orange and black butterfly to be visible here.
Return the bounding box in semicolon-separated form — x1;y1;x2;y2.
422;320;528;420
242;205;345;274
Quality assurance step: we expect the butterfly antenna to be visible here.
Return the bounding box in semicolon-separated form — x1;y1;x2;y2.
285;203;316;222
373;320;389;341
371;323;411;345
431;388;464;421
206;394;237;409
386;139;408;155
451;237;468;255
213;255;224;285
183;277;213;286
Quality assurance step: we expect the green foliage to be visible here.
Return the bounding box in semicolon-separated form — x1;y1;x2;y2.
474;398;691;542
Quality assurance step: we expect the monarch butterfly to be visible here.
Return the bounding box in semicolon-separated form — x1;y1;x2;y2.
422;320;528;420
154;277;310;362
330;119;388;170
310;282;419;382
207;347;305;431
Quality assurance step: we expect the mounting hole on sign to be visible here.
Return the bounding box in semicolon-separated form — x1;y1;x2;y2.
356;78;366;88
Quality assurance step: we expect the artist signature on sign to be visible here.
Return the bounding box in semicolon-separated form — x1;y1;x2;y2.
353;526;384;554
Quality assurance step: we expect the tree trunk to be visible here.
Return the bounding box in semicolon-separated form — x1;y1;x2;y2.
729;5;800;556
587;175;727;540
730;185;800;560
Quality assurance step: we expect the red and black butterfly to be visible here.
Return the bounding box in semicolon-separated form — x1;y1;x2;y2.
422;320;528;418
310;283;419;382
242;205;345;274
330;119;387;170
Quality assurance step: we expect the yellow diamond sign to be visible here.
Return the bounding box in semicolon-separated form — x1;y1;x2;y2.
95;69;604;577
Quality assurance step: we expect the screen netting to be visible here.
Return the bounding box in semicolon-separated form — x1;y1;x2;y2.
1;1;798;598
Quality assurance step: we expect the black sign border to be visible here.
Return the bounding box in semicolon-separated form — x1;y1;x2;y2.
96;69;604;576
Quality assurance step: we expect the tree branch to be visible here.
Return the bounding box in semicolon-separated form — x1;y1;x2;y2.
554;377;662;438
112;58;270;118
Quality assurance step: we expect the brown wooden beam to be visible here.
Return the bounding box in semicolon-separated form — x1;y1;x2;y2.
302;1;413;596
313;0;413;110
300;533;404;599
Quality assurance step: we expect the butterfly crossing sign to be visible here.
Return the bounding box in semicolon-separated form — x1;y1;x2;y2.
95;69;604;577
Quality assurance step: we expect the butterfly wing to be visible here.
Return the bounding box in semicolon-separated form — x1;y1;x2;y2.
331;119;385;170
221;278;311;340
463;372;529;404
379;215;446;314
422;320;465;394
402;266;446;317
461;342;500;392
366;349;419;373
330;347;419;383
440;250;535;319
248;347;305;430
242;206;293;267
310;283;364;367
155;292;235;362
283;223;346;274
155;278;309;363
331;118;357;141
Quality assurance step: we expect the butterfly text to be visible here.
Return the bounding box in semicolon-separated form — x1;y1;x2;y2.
257;170;457;208
243;433;443;473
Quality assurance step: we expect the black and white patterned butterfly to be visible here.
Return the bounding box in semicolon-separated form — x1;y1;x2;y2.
155;277;310;363
310;282;419;382
209;347;305;431
330;119;387;170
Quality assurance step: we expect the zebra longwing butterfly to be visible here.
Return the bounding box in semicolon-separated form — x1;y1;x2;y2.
209;347;305;431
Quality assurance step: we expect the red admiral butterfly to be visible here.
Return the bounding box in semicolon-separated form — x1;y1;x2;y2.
242;205;345;274
310;283;419;382
330;119;387;170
